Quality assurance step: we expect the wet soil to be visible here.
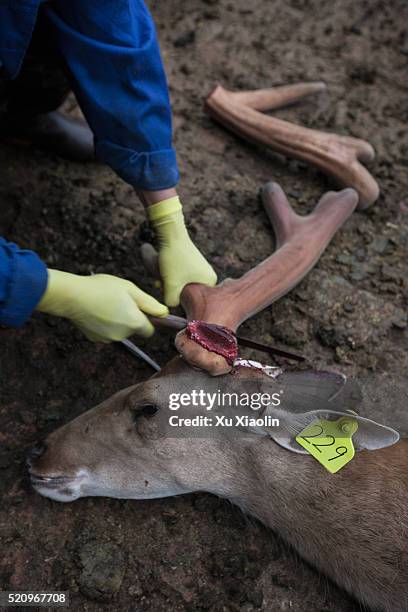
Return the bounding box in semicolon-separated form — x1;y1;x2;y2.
0;0;407;610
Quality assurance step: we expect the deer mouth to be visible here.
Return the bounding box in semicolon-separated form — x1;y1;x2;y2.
30;473;78;489
30;471;86;502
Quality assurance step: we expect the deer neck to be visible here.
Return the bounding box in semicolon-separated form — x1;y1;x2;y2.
210;437;292;525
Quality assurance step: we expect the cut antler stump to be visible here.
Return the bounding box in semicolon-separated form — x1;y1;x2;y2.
205;83;379;210
175;183;358;375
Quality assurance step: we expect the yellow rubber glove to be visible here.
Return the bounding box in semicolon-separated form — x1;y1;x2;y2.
36;270;168;342
147;196;217;307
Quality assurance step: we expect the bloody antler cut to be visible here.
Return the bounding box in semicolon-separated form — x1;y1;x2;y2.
205;83;379;210
175;183;358;375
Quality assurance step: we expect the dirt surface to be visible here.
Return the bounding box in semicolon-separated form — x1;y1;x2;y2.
1;0;407;610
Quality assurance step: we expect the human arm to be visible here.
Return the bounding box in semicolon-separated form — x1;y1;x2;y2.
0;237;48;327
0;237;168;340
43;0;217;305
43;0;178;190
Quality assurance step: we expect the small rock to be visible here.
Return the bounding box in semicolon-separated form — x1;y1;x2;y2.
391;314;407;329
162;509;178;525
173;31;195;48
371;236;389;254
79;541;126;600
328;275;349;286
350;267;367;282
334;346;353;365
203;10;219;19
180;63;191;76
271;317;309;348
287;190;301;199
365;262;378;275
128;582;143;597
349;63;376;84
336;253;352;265
382;263;402;282
294;289;309;301
316;325;345;348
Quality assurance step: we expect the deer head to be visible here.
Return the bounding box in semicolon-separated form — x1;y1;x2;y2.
28;353;400;500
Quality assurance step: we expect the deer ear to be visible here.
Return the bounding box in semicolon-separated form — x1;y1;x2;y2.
274;369;357;413
264;409;400;455
244;370;399;454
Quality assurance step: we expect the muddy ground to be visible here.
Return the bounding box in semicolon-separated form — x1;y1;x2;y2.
1;0;407;610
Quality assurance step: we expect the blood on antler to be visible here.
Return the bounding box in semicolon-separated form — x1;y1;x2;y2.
175;183;358;375
205;82;379;210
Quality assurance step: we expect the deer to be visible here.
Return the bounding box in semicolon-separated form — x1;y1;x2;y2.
27;83;407;612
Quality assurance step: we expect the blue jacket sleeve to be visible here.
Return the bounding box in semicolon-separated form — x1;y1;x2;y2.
0;237;48;327
44;0;179;191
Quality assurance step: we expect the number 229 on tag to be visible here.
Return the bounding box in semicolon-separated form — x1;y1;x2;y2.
296;417;358;474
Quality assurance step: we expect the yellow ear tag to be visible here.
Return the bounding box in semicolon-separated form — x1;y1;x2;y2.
296;417;359;474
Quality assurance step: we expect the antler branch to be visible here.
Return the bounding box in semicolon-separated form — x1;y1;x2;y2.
226;81;327;111
175;183;358;375
205;84;379;209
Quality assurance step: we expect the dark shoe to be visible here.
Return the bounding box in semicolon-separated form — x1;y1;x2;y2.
0;111;95;162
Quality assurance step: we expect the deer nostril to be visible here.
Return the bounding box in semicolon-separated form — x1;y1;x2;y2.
26;442;47;466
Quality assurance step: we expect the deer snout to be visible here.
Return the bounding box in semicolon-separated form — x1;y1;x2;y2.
27;431;90;503
26;441;47;467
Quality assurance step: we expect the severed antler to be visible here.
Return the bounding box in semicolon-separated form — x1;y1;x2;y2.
175;183;358;375
205;83;379;210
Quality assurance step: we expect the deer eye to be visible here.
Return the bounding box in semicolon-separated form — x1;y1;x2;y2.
132;404;159;422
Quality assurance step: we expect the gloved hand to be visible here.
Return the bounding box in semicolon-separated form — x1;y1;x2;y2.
148;196;217;307
36;270;168;342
